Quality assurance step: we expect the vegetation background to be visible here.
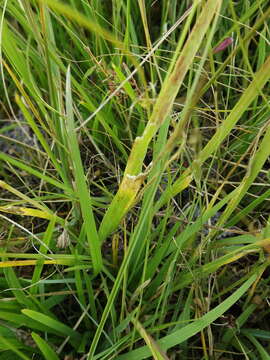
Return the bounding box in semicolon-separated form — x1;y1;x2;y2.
0;0;270;359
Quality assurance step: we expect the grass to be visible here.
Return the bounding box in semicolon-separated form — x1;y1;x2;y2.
0;0;270;359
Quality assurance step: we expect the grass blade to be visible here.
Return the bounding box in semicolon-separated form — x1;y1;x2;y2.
65;65;102;274
99;0;222;241
22;309;79;339
118;274;257;359
31;332;60;360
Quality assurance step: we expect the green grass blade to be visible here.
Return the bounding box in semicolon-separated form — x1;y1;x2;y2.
215;123;270;235
196;56;270;165
118;274;257;359
98;0;222;242
22;309;79;339
31;332;60;360
0;152;72;193
65;65;102;274
169;55;270;202
242;331;270;360
30;217;56;295
0;335;31;360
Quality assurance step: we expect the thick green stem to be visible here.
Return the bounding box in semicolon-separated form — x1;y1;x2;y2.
98;0;222;242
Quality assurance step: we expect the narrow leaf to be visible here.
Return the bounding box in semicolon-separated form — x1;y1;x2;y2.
31;332;60;360
118;274;257;359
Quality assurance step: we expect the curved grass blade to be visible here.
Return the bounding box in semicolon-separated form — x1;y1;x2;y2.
0;335;31;360
118;274;257;359
22;309;79;339
98;0;222;242
132;319;169;360
242;331;270;360
31;332;60;360
167;55;270;208
0;152;72;193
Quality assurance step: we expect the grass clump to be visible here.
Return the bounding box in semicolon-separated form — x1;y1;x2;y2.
0;0;270;359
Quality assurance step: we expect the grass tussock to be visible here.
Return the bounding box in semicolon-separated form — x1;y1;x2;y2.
0;0;270;359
